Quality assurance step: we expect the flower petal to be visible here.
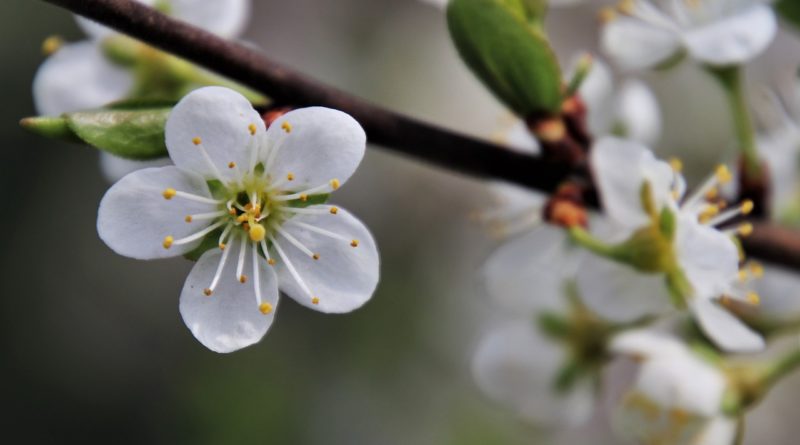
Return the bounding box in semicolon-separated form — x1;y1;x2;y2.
164;86;266;182
483;225;573;313
472;321;594;427
674;214;739;299
611;329;688;360
97;166;219;259
590;137;675;230
32;41;133;116
272;206;379;313
602;17;682;71
689;297;764;353
263;107;366;190
683;4;777;66
696;417;737;445
577;56;615;136
615;79;662;146
168;0;250;38
577;255;673;322
99;152;172;183
180;248;278;353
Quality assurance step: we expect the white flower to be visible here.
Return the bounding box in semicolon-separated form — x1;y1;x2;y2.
97;87;380;353
601;0;777;70
32;0;251;182
611;330;737;445
472;319;595;428
581;137;764;352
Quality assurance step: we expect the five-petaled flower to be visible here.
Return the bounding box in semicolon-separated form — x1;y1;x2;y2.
97;86;380;353
601;0;777;71
573;137;764;352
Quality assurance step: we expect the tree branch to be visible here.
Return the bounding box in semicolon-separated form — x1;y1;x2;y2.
40;0;800;271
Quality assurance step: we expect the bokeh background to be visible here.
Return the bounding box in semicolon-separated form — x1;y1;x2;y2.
3;0;800;443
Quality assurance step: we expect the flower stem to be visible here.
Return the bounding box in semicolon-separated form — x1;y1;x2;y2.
568;226;619;258
707;65;761;178
764;347;800;387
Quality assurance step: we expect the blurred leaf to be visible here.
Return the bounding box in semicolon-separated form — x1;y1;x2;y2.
778;0;800;31
447;0;563;117
66;107;170;159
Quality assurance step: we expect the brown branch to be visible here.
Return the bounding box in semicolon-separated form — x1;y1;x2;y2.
40;0;800;271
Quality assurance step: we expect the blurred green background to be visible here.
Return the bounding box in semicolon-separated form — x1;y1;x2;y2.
4;1;800;444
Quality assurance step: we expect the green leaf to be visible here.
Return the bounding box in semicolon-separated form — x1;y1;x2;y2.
65;107;170;160
447;0;563;117
778;0;800;31
20;116;82;143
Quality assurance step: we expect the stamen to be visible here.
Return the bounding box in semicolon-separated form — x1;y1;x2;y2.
288;219;348;241
228;162;236;169
248;123;257;135
218;223;233;249
162;188;176;200
746;292;761;305
168;190;223;205
259;239;273;265
749;262;764;278
270;236;316;303
259;303;273;314
273;181;336;202
236;234;247;283
272;223;317;259
281;121;292;133
669;158;683;172
703;202;753;227
351;240;359;248
192;138;226;183
163;236;174;249
682;165;731;211
186;210;226;223
205;235;234;296
280;206;336;216
287;173;295;181
172;220;226;246
252;238;262;306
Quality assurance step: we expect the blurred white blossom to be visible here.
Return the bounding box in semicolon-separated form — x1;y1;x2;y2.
97;87;379;352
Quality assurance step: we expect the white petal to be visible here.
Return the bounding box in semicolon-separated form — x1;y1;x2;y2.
696;417;738;445
180;248;278;353
590;137;674;230
483;226;573;313
166;0;250;38
689;297;765;353
577;56;615;136
683;4;777;66
636;353;726;416
674;215;739;299
32;41;132;116
273;206;379;313
577;255;673;322
472;321;594;427
610;329;689;360
164;86;266;182
75;0;157;40
99;152;172;183
602;18;682;71
614;79;662;146
264;107;366;190
97;166;219;259
486;182;545;216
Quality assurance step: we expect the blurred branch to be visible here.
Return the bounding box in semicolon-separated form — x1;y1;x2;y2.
40;0;800;271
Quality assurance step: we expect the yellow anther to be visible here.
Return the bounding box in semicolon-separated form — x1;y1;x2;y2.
669;158;683;173
669;409;690;427
192;137;202;146
312;253;320;260
228;162;236;169
741;200;754;215
42;35;63;56
281;121;292;133
219;243;226;250
618;0;635;14
162;236;174;249
746;292;761;305
598;7;617;23
244;203;253;210
259;302;274;315
749;262;764;278
311;297;320;305
329;206;339;215
268;258;276;266
738;223;753;237
239;275;248;283
330;179;340;190
287;173;295;181
249;223;266;242
715;165;732;184
738;269;748;282
162;188;177;200
300;194;308;202
228;208;237;216
705;187;719;200
248;123;257;135
720;295;732;307
699;205;719;223
236;214;249;223
350;239;359;248
203;288;213;296
184;215;193;223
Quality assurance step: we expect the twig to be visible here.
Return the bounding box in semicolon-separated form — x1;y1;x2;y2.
39;0;800;271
